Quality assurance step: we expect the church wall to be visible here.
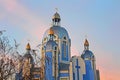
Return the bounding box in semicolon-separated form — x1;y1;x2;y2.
59;73;69;77
69;62;73;80
71;56;86;80
83;60;95;80
45;51;54;80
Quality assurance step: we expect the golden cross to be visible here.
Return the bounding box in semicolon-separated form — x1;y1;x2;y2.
55;8;58;12
85;35;88;39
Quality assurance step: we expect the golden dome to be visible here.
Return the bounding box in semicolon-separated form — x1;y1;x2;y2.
52;12;60;19
84;39;89;46
48;28;54;35
26;43;31;50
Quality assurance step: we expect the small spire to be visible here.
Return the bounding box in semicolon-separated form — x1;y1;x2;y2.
84;39;89;50
26;43;31;50
52;9;61;26
84;39;89;46
55;8;58;12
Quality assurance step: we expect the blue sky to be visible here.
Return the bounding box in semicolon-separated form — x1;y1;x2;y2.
0;0;120;80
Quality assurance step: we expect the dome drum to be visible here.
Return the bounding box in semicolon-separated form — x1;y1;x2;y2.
81;50;94;60
43;26;70;41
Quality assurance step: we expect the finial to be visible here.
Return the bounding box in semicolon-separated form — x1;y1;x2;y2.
55;8;58;12
26;43;31;50
26;40;31;50
84;39;89;46
84;35;89;46
84;38;89;50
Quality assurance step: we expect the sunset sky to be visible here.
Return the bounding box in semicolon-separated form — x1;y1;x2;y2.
0;0;120;80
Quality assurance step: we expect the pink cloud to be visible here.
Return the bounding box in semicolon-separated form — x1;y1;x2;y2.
0;0;48;40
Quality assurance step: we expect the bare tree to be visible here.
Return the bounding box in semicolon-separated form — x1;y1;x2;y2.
0;30;20;80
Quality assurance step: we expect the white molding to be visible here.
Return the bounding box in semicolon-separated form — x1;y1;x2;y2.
60;77;69;80
60;70;69;73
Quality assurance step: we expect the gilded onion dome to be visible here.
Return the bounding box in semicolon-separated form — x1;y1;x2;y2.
84;39;89;46
48;27;54;35
52;12;61;22
26;43;31;50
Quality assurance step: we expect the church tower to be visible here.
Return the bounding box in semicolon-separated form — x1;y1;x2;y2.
81;39;97;80
22;43;34;80
45;28;59;80
42;11;71;80
42;11;71;63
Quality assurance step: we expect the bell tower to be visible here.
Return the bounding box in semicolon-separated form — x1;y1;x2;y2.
52;9;61;26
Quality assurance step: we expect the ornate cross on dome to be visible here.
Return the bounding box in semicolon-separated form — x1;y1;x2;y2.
75;59;80;80
55;8;58;12
85;35;88;39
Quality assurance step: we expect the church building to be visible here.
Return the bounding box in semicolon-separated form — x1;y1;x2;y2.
41;11;100;80
15;11;100;80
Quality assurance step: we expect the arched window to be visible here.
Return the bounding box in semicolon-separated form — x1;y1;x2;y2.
53;46;57;76
63;36;67;57
54;46;57;50
63;41;66;57
64;36;66;40
54;46;57;55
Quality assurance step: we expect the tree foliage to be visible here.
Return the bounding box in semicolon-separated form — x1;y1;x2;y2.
0;30;21;80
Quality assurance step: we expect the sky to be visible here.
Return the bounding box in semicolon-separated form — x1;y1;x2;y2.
0;0;120;80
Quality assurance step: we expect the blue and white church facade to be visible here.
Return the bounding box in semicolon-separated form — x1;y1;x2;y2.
15;11;100;80
41;12;100;80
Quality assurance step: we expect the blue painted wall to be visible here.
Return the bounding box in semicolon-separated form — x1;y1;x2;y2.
83;60;94;80
59;73;69;77
45;51;54;80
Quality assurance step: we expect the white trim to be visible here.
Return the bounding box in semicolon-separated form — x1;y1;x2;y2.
60;70;69;73
60;77;69;80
